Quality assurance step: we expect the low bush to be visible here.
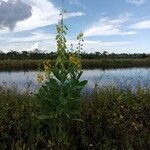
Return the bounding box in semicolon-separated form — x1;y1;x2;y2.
0;85;149;149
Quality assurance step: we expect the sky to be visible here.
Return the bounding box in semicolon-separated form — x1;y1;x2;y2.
0;0;150;53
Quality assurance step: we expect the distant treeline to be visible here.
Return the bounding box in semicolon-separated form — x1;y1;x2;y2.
0;50;150;60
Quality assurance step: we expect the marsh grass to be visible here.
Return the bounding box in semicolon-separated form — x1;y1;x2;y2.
0;59;150;71
0;84;149;149
0;87;39;149
81;59;150;69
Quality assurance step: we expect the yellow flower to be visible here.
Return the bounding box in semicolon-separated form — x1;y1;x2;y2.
43;60;51;73
69;53;81;69
37;73;44;84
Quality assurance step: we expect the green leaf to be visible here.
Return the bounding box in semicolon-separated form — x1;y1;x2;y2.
79;80;88;87
50;78;59;86
77;71;83;80
65;113;71;118
37;115;49;120
72;118;85;123
53;70;61;81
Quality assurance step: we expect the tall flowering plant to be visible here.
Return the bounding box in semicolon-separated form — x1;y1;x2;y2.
37;13;87;144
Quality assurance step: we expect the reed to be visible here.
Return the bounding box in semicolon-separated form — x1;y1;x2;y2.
0;58;150;71
0;84;149;149
82;58;150;69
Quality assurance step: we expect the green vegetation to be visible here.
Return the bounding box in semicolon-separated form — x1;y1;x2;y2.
82;58;150;69
0;6;150;150
0;58;150;71
36;14;87;146
0;85;150;149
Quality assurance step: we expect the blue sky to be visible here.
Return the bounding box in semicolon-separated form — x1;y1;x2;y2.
0;0;150;53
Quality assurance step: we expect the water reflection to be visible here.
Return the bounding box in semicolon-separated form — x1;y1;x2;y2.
0;68;150;93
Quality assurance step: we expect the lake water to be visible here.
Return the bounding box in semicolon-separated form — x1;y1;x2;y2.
0;68;150;93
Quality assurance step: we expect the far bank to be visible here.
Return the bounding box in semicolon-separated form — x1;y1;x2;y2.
0;58;150;71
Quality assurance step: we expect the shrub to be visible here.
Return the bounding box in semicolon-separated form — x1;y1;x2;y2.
36;13;87;147
0;88;39;149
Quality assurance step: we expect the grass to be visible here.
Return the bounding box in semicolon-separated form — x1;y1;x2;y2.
0;58;150;71
0;60;54;71
82;58;150;69
0;84;150;149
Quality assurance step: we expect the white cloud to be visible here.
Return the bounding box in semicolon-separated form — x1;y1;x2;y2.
0;30;132;53
83;40;131;50
66;39;132;53
15;0;59;32
0;30;56;52
69;0;87;10
1;31;148;53
0;30;54;42
32;42;39;50
64;12;84;18
126;0;146;6
130;20;150;29
0;0;84;33
0;0;32;31
84;13;137;37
